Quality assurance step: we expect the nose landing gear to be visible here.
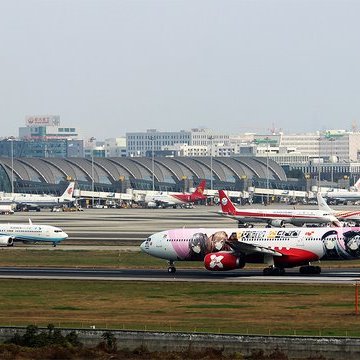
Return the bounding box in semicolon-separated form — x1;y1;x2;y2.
167;261;176;274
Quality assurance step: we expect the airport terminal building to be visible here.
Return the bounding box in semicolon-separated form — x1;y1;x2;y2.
0;156;292;196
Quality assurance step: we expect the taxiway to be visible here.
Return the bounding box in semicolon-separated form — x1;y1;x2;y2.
0;266;359;284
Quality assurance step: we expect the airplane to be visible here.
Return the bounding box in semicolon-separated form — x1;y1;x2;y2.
317;192;360;226
144;180;207;208
140;225;360;275
217;190;340;228
0;182;76;211
322;178;360;203
0;219;68;247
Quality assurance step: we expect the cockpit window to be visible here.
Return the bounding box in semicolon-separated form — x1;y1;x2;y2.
54;230;62;233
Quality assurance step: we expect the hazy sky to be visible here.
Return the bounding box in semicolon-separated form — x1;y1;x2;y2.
1;0;359;140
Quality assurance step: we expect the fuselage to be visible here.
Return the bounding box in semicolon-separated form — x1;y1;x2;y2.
332;210;360;223
219;208;335;226
0;223;68;244
145;193;206;206
141;227;360;269
325;192;360;202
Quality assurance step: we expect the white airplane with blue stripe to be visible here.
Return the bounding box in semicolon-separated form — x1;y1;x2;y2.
0;219;68;247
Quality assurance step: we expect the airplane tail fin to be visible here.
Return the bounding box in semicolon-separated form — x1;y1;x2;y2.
355;178;360;191
316;192;333;213
191;180;206;199
60;182;75;201
218;190;237;215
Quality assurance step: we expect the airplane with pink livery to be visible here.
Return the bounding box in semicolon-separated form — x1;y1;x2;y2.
140;226;360;275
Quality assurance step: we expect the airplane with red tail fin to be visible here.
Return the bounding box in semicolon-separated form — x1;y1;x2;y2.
218;190;340;228
144;180;206;208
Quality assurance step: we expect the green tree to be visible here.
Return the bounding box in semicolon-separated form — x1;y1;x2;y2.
101;331;117;352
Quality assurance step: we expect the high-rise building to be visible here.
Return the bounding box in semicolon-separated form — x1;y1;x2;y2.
126;128;230;157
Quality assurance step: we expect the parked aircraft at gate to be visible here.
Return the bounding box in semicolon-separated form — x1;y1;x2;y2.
141;226;360;275
0;219;68;247
217;190;339;227
0;182;75;211
322;178;360;203
144;180;206;208
317;192;360;226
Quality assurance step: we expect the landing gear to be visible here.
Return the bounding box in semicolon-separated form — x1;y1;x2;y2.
167;261;176;274
299;265;321;274
53;242;57;247
238;222;254;228
263;266;285;276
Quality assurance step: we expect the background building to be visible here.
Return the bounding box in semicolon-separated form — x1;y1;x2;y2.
0;156;288;194
126;128;230;157
19;115;79;140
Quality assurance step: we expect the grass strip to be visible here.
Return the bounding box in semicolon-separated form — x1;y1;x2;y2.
0;279;360;336
2;249;360;270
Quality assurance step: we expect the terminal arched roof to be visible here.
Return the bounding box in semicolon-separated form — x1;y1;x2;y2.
0;156;287;188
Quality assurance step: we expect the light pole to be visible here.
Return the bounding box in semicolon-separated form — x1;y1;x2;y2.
149;136;155;191
89;137;96;207
329;137;335;183
209;136;214;191
317;137;321;192
7;136;15;194
265;137;270;204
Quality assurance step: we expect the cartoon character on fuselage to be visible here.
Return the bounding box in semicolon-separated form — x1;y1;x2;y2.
141;227;360;275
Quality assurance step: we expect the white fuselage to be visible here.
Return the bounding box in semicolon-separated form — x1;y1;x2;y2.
145;193;183;206
0;223;68;244
220;208;335;226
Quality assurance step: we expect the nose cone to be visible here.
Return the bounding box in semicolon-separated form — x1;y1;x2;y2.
63;232;69;239
140;239;149;253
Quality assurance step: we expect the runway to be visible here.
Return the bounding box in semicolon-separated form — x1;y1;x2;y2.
2;206;360;284
1;266;360;284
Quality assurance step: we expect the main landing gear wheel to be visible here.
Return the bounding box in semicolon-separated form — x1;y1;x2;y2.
299;265;321;275
263;267;285;276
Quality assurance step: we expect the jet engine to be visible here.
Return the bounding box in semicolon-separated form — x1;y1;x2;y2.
268;219;285;227
0;237;14;247
204;252;245;271
147;201;158;208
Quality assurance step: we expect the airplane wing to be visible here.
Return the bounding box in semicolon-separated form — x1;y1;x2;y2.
16;202;40;207
226;240;283;257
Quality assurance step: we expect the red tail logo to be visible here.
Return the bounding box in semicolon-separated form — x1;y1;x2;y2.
218;190;237;214
194;180;206;194
191;180;206;200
